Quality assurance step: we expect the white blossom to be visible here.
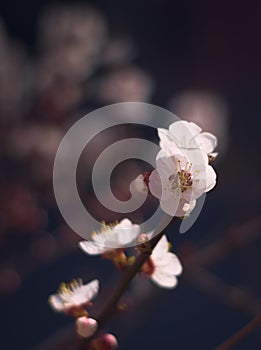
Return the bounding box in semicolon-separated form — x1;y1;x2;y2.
79;218;140;255
142;235;182;289
49;279;99;312
158;120;217;157
149;152;216;216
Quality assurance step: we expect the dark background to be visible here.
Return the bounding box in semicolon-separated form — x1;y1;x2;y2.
0;1;261;349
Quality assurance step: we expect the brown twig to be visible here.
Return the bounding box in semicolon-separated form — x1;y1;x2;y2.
214;313;261;350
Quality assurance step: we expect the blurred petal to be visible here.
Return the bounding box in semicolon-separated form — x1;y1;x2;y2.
49;294;65;312
158;253;183;275
151;235;168;259
79;241;108;255
151;272;178;289
76;279;99;303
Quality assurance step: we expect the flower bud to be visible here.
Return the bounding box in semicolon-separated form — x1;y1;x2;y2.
76;317;98;338
89;333;118;350
133;172;151;193
133;174;147;192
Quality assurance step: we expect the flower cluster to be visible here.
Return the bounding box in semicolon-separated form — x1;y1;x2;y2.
49;120;217;349
79;219;182;289
136;120;217;217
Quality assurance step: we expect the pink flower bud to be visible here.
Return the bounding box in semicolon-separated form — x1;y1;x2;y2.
89;333;118;350
76;317;98;338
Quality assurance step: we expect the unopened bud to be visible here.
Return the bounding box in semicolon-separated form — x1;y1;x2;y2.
89;333;118;350
76;317;98;338
133;174;148;192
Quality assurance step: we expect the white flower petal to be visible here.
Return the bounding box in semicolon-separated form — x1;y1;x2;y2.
81;219;141;252
169;121;202;148
79;241;109;255
205;165;217;192
159;195;181;216
158;128;180;156
115;227;140;245
182;148;208;165
113;218;140;245
151;235;169;259
117;218;133;228
49;279;99;312
157;253;183;275
151;271;178;289
186;121;202;135
158;121;217;159
49;294;65;312
195;132;217;154
75;279;99;304
191;163;216;196
156;154;179;175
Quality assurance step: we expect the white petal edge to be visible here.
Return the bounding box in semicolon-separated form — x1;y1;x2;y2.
151;272;178;289
151;235;169;259
49;294;65;312
195;132;217;154
79;241;109;255
78;279;100;302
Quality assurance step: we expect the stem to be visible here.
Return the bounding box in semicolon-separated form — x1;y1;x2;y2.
214;313;261;350
77;217;178;348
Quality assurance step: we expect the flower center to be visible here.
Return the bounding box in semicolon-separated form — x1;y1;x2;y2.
167;161;193;194
178;169;193;192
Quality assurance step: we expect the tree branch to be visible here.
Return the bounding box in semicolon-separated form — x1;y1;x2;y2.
214;313;261;350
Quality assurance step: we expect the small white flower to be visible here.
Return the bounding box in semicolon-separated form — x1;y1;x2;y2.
79;218;140;255
49;279;99;313
158;120;217;157
149;153;216;216
142;235;182;289
76;317;98;338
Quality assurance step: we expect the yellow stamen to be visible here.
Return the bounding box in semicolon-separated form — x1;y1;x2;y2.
58;278;83;296
91;220;119;239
